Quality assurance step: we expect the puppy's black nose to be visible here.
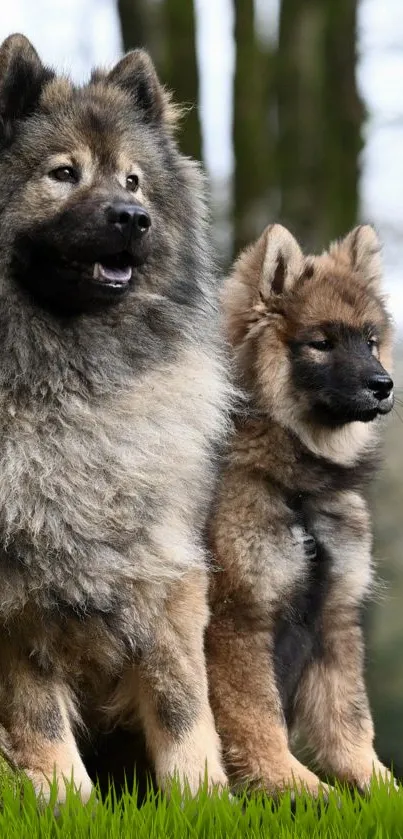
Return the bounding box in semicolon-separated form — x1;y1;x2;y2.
367;373;393;401
106;203;151;238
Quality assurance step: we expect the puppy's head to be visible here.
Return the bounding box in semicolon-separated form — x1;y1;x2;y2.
223;223;394;433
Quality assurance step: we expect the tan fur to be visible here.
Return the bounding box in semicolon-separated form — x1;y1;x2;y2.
16;734;93;805
207;224;394;795
136;578;227;794
206;616;330;796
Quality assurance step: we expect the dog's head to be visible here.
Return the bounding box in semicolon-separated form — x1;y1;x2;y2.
0;34;194;314
223;224;394;433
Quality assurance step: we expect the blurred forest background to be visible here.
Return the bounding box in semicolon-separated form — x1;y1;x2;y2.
0;0;402;777
119;0;363;258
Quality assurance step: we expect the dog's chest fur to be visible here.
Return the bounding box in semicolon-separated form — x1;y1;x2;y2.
0;342;225;626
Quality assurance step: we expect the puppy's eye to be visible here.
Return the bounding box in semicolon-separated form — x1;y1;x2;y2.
308;339;332;351
126;174;139;192
48;166;79;184
367;337;378;351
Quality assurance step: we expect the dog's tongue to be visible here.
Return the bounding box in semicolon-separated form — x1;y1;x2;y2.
93;262;132;284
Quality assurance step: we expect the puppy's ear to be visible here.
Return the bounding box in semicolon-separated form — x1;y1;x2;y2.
340;225;382;293
222;224;303;351
260;224;304;296
107;49;179;130
0;34;53;138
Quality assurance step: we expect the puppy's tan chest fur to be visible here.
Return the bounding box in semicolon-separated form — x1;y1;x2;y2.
210;420;373;616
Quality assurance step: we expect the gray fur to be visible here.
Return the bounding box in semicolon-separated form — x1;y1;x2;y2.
0;34;230;800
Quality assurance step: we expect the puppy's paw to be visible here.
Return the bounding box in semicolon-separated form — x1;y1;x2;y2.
358;761;398;793
258;756;332;800
336;758;398;794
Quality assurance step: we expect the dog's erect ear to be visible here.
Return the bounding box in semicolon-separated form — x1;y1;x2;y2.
341;225;382;293
0;34;53;131
260;224;304;296
107;49;178;129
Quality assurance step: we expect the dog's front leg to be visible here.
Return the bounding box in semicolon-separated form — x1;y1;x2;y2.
0;641;92;804
136;570;227;795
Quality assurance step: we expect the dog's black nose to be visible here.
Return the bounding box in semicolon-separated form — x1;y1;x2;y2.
367;373;393;401
106;203;151;238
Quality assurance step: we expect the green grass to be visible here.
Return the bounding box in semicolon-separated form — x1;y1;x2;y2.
0;770;402;839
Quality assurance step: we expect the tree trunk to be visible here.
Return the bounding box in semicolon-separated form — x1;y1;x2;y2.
117;0;148;51
160;0;202;161
232;0;275;258
277;0;363;250
322;0;364;242
117;0;165;72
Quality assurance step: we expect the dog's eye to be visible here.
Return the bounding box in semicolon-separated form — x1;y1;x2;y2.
308;339;332;351
367;337;378;351
126;174;139;192
49;166;79;184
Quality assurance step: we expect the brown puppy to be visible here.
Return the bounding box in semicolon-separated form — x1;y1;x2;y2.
206;223;395;796
0;34;230;803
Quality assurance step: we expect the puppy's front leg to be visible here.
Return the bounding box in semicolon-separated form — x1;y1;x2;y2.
207;613;329;796
294;493;395;790
295;612;393;790
137;570;227;795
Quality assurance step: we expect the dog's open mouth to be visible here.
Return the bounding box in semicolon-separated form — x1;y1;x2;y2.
92;252;133;288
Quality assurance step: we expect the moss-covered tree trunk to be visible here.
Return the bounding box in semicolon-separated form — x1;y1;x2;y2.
322;0;364;241
117;0;148;51
277;0;363;250
232;0;275;258
158;0;202;161
117;0;165;80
